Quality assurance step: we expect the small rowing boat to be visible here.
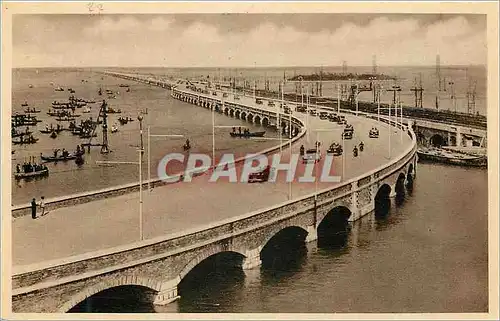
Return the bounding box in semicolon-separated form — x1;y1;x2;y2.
14;168;49;180
40;154;77;162
24;108;41;113
229;131;266;138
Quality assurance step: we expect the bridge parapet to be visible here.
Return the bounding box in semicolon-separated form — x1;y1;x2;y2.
9;74;418;313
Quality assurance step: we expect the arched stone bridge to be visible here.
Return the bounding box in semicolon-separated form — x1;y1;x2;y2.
172;90;300;134
12;76;417;313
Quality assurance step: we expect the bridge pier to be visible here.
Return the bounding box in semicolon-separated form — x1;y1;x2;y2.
242;247;262;270
305;225;318;243
153;279;180;306
389;184;397;198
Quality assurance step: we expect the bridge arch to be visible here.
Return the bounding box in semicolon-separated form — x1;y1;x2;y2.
235;110;241;118
374;183;391;217
240;112;247;121
229;109;235;117
430;134;446;147
262;117;269;127
259;226;308;270
406;163;415;190
247;113;254;123
224;107;230;115
395;173;406;204
177;249;246;298
58;276;162;313
254;115;262;125
317;205;352;248
178;247;246;282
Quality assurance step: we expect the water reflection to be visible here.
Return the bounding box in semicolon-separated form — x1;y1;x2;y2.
177;252;245;313
68;285;156;313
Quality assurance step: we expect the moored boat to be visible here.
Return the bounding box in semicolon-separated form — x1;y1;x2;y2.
417;148;487;168
24;108;41;113
14;168;49;180
40;151;78;162
12;136;39;145
230;131;266;138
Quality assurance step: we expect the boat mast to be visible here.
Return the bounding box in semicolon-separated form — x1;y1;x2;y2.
100;100;109;153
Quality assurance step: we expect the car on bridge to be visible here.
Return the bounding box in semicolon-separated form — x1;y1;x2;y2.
296;105;307;113
248;165;272;183
369;127;379;138
342;131;353;140
302;148;321;163
328;113;339;122
327;142;343;156
319;111;329;120
337;115;347;125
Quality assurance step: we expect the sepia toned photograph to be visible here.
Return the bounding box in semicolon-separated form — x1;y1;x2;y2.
2;2;498;318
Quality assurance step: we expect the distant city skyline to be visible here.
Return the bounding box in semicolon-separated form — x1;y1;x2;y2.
13;13;487;68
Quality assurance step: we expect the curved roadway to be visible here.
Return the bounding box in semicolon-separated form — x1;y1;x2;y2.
12;81;412;266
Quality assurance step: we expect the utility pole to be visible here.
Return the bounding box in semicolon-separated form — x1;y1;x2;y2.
410;75;424;108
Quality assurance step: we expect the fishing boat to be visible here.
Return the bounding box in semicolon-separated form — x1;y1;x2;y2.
11;128;33;138
56;116;78;122
82;106;91;113
119;84;129;88
24;108;41;113
55;87;64;91
111;124;119;133
417;147;487;168
21;102;29;107
40;126;64;134
28;84;33;88
107;107;122;114
230;131;266;138
79;132;97;138
118;117;135;125
40;151;78;162
14;168;49;180
12;136;39;145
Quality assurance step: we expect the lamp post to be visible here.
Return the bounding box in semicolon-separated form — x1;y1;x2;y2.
147;127;184;191
138;114;144;154
96;148;144;241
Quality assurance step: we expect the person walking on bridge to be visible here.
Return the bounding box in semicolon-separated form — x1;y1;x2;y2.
39;196;46;216
31;198;37;219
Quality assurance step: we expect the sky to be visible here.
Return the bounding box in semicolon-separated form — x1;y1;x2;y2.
12;13;487;68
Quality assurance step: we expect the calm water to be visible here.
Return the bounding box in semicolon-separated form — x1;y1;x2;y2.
11;69;280;205
70;163;488;313
12;67;488;313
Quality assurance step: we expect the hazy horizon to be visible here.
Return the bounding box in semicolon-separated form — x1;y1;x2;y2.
12;64;487;70
13;13;487;68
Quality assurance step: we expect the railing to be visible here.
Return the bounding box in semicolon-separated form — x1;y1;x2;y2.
12;85;304;218
12;80;417;297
